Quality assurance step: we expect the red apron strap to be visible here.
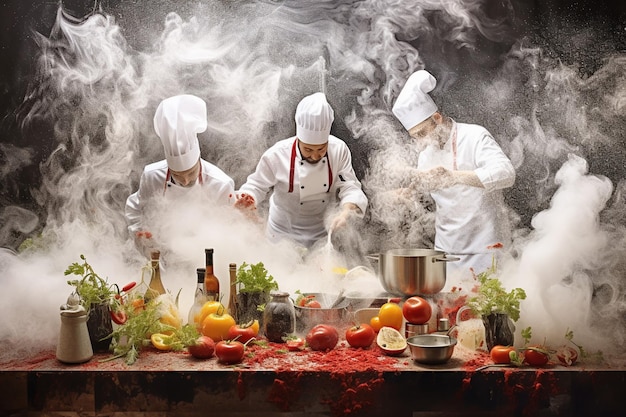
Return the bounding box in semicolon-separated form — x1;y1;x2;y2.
288;139;297;193
326;155;332;192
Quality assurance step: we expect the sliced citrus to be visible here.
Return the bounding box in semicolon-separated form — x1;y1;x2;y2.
376;326;407;356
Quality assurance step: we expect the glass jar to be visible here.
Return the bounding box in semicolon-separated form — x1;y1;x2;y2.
263;291;295;343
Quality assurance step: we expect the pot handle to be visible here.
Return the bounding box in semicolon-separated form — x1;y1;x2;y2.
433;255;460;263
365;254;379;262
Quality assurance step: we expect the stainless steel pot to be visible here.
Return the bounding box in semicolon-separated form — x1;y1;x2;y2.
371;249;459;296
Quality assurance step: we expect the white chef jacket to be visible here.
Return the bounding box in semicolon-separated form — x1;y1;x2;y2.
125;159;235;234
238;135;368;248
418;121;515;273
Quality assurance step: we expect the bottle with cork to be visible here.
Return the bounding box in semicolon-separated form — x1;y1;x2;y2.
188;267;207;329
204;248;220;302
227;263;238;323
145;250;166;303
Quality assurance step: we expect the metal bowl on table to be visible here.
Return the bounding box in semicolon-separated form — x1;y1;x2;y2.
407;334;457;364
370;249;459;296
294;293;350;334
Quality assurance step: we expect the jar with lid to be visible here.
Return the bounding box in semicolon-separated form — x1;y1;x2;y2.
263;291;295;343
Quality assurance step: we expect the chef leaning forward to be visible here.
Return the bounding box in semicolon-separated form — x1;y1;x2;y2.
125;94;235;256
392;70;516;276
235;92;368;249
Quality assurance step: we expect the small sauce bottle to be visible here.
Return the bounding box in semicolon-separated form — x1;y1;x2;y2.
188;268;207;329
145;250;166;302
204;249;220;302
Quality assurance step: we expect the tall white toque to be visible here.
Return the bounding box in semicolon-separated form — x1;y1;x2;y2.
295;92;335;145
153;94;206;172
392;70;438;131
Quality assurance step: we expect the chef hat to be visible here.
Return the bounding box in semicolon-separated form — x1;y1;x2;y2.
153;94;206;172
392;70;438;131
295;92;335;145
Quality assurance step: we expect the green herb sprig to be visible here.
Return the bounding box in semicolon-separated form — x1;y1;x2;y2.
65;254;115;309
235;262;279;294
467;259;526;322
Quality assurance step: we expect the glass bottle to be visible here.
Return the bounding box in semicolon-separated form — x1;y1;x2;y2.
204;248;220;302
227;263;238;323
263;291;295;343
188;268;207;329
145;250;166;303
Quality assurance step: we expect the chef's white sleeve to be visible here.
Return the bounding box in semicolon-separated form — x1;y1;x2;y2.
473;132;516;192
335;144;368;216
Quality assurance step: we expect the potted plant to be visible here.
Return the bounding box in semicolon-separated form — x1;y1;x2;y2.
467;259;527;351
65;254;116;352
234;262;279;327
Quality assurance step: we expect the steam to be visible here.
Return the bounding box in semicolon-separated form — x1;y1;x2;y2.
0;0;625;365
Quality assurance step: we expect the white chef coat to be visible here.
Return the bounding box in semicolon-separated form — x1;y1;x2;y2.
125;159;235;234
238;135;368;248
418;121;515;274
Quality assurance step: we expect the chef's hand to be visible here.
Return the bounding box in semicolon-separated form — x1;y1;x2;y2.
234;193;257;210
134;230;155;258
329;203;361;232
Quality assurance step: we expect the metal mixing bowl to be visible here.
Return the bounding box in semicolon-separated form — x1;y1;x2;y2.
406;334;457;364
294;293;350;334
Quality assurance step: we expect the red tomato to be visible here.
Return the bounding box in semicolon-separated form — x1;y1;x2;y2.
306;300;322;308
187;336;215;359
402;296;432;325
524;346;550;366
110;309;127;325
227;321;259;343
215;340;245;364
306;324;339;351
298;295;321;308
345;324;376;348
556;346;578;366
490;345;516;364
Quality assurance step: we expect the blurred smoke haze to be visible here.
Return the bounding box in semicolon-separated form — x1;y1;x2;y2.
0;0;625;364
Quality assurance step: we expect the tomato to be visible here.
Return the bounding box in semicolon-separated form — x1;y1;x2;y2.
202;310;236;342
187;335;215;359
378;302;403;331
402;296;432;325
523;346;550;366
215;340;245;364
370;316;382;332
110;308;127;325
150;333;173;351
490;345;516;364
306;324;339;351
285;337;305;351
345;323;376;348
227;320;260;343
195;301;224;327
556;346;578;366
297;295;321;308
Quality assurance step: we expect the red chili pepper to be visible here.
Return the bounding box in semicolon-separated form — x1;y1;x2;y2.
121;281;137;292
110;309;127;325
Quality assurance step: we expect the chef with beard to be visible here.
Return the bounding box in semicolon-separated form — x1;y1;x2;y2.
235;92;367;250
125;94;235;256
392;70;516;275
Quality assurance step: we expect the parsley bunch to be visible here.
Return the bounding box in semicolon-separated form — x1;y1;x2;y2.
467;259;526;321
235;262;279;294
65;254;115;309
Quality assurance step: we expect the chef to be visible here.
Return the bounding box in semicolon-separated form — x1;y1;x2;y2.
392;70;516;275
235;92;368;249
125;94;235;255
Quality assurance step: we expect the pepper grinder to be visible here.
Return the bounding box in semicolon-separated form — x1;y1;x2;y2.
56;293;93;364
